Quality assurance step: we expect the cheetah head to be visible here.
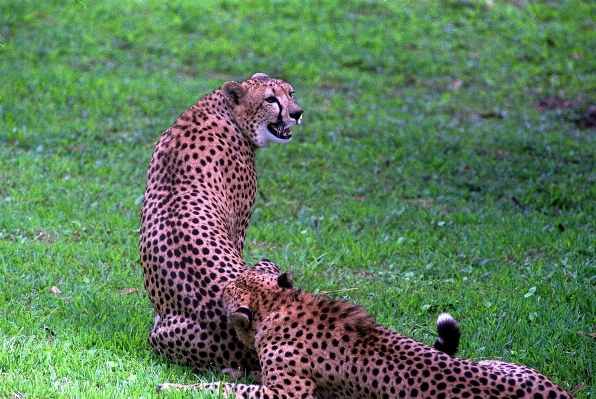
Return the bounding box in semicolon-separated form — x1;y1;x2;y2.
223;260;293;348
222;73;303;148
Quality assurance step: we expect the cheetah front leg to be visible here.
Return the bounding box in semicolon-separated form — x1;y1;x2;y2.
157;382;275;398
157;380;316;399
157;381;241;397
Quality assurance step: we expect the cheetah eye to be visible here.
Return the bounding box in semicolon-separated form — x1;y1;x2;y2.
289;91;295;98
264;96;277;104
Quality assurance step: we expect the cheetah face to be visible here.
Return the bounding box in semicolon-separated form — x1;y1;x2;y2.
222;73;303;148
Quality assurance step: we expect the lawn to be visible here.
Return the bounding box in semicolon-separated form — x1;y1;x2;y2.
0;0;595;397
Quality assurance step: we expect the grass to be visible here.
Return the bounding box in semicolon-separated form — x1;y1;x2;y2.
1;0;595;397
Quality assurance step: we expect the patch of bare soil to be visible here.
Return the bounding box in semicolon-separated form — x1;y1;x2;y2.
535;97;596;130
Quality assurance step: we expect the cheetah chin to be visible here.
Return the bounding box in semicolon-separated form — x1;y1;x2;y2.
267;121;293;140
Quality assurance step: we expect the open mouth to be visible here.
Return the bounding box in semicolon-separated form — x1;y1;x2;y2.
267;122;292;140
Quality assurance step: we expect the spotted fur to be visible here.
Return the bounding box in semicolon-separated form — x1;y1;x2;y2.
160;263;573;399
139;73;302;377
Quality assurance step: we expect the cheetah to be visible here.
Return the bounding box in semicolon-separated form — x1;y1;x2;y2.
139;73;303;377
159;262;573;399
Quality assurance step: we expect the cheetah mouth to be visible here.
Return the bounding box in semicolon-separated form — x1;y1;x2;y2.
267;122;292;140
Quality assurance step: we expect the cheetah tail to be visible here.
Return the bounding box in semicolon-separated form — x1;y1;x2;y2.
433;313;460;356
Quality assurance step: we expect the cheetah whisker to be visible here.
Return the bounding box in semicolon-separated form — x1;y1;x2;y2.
318;287;359;295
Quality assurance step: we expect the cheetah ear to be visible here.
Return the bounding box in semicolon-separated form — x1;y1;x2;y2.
251;73;270;80
277;272;293;289
222;81;246;106
231;307;253;329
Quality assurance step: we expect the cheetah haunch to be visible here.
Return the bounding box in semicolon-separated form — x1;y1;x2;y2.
160;262;572;399
140;73;302;377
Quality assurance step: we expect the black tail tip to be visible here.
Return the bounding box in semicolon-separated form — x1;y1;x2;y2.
434;312;460;356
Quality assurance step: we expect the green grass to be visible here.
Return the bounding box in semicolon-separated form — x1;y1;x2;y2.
1;0;595;397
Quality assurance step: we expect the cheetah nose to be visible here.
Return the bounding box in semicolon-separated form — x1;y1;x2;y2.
290;110;303;123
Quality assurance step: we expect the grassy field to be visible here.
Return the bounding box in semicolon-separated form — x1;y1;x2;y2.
1;0;595;397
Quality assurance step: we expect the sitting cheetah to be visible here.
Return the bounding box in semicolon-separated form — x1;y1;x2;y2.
139;73;303;377
160;262;573;399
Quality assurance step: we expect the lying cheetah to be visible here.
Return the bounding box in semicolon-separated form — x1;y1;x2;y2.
139;73;303;377
159;262;572;399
